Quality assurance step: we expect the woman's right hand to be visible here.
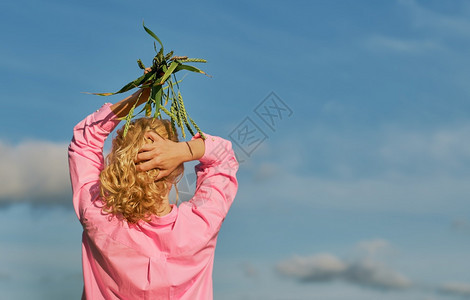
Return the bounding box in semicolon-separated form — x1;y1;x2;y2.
135;131;189;180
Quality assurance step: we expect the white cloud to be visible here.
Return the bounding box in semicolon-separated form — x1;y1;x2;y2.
276;241;411;290
276;240;470;297
438;282;470;297
345;259;412;290
0;139;70;204
276;253;347;282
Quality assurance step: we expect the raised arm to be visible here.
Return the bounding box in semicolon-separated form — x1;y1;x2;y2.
188;133;239;225
135;131;239;230
111;68;152;118
110;88;150;118
68;88;149;220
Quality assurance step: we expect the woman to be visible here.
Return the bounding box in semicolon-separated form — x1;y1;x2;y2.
68;86;239;299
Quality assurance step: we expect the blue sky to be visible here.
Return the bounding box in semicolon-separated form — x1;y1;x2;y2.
2;0;470;299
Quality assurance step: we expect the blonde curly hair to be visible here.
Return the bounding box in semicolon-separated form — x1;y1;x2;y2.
99;118;184;224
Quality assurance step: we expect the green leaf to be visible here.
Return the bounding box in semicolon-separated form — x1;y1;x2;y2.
139;72;157;89
85;70;154;96
164;81;170;105
143;21;164;52
160;75;186;90
113;71;154;94
82;92;115;96
159;61;179;84
174;64;211;77
150;84;163;118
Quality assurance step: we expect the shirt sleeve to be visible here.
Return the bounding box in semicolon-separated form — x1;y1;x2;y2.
68;103;121;221
186;132;239;233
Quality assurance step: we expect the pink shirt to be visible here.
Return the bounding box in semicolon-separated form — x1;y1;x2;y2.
68;103;239;299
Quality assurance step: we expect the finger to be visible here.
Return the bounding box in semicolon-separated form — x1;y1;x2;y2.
155;170;169;181
138;143;155;153
145;131;165;142
136;160;158;172
135;151;157;164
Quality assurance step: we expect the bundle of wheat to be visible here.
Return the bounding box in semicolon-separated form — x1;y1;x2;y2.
88;22;209;138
